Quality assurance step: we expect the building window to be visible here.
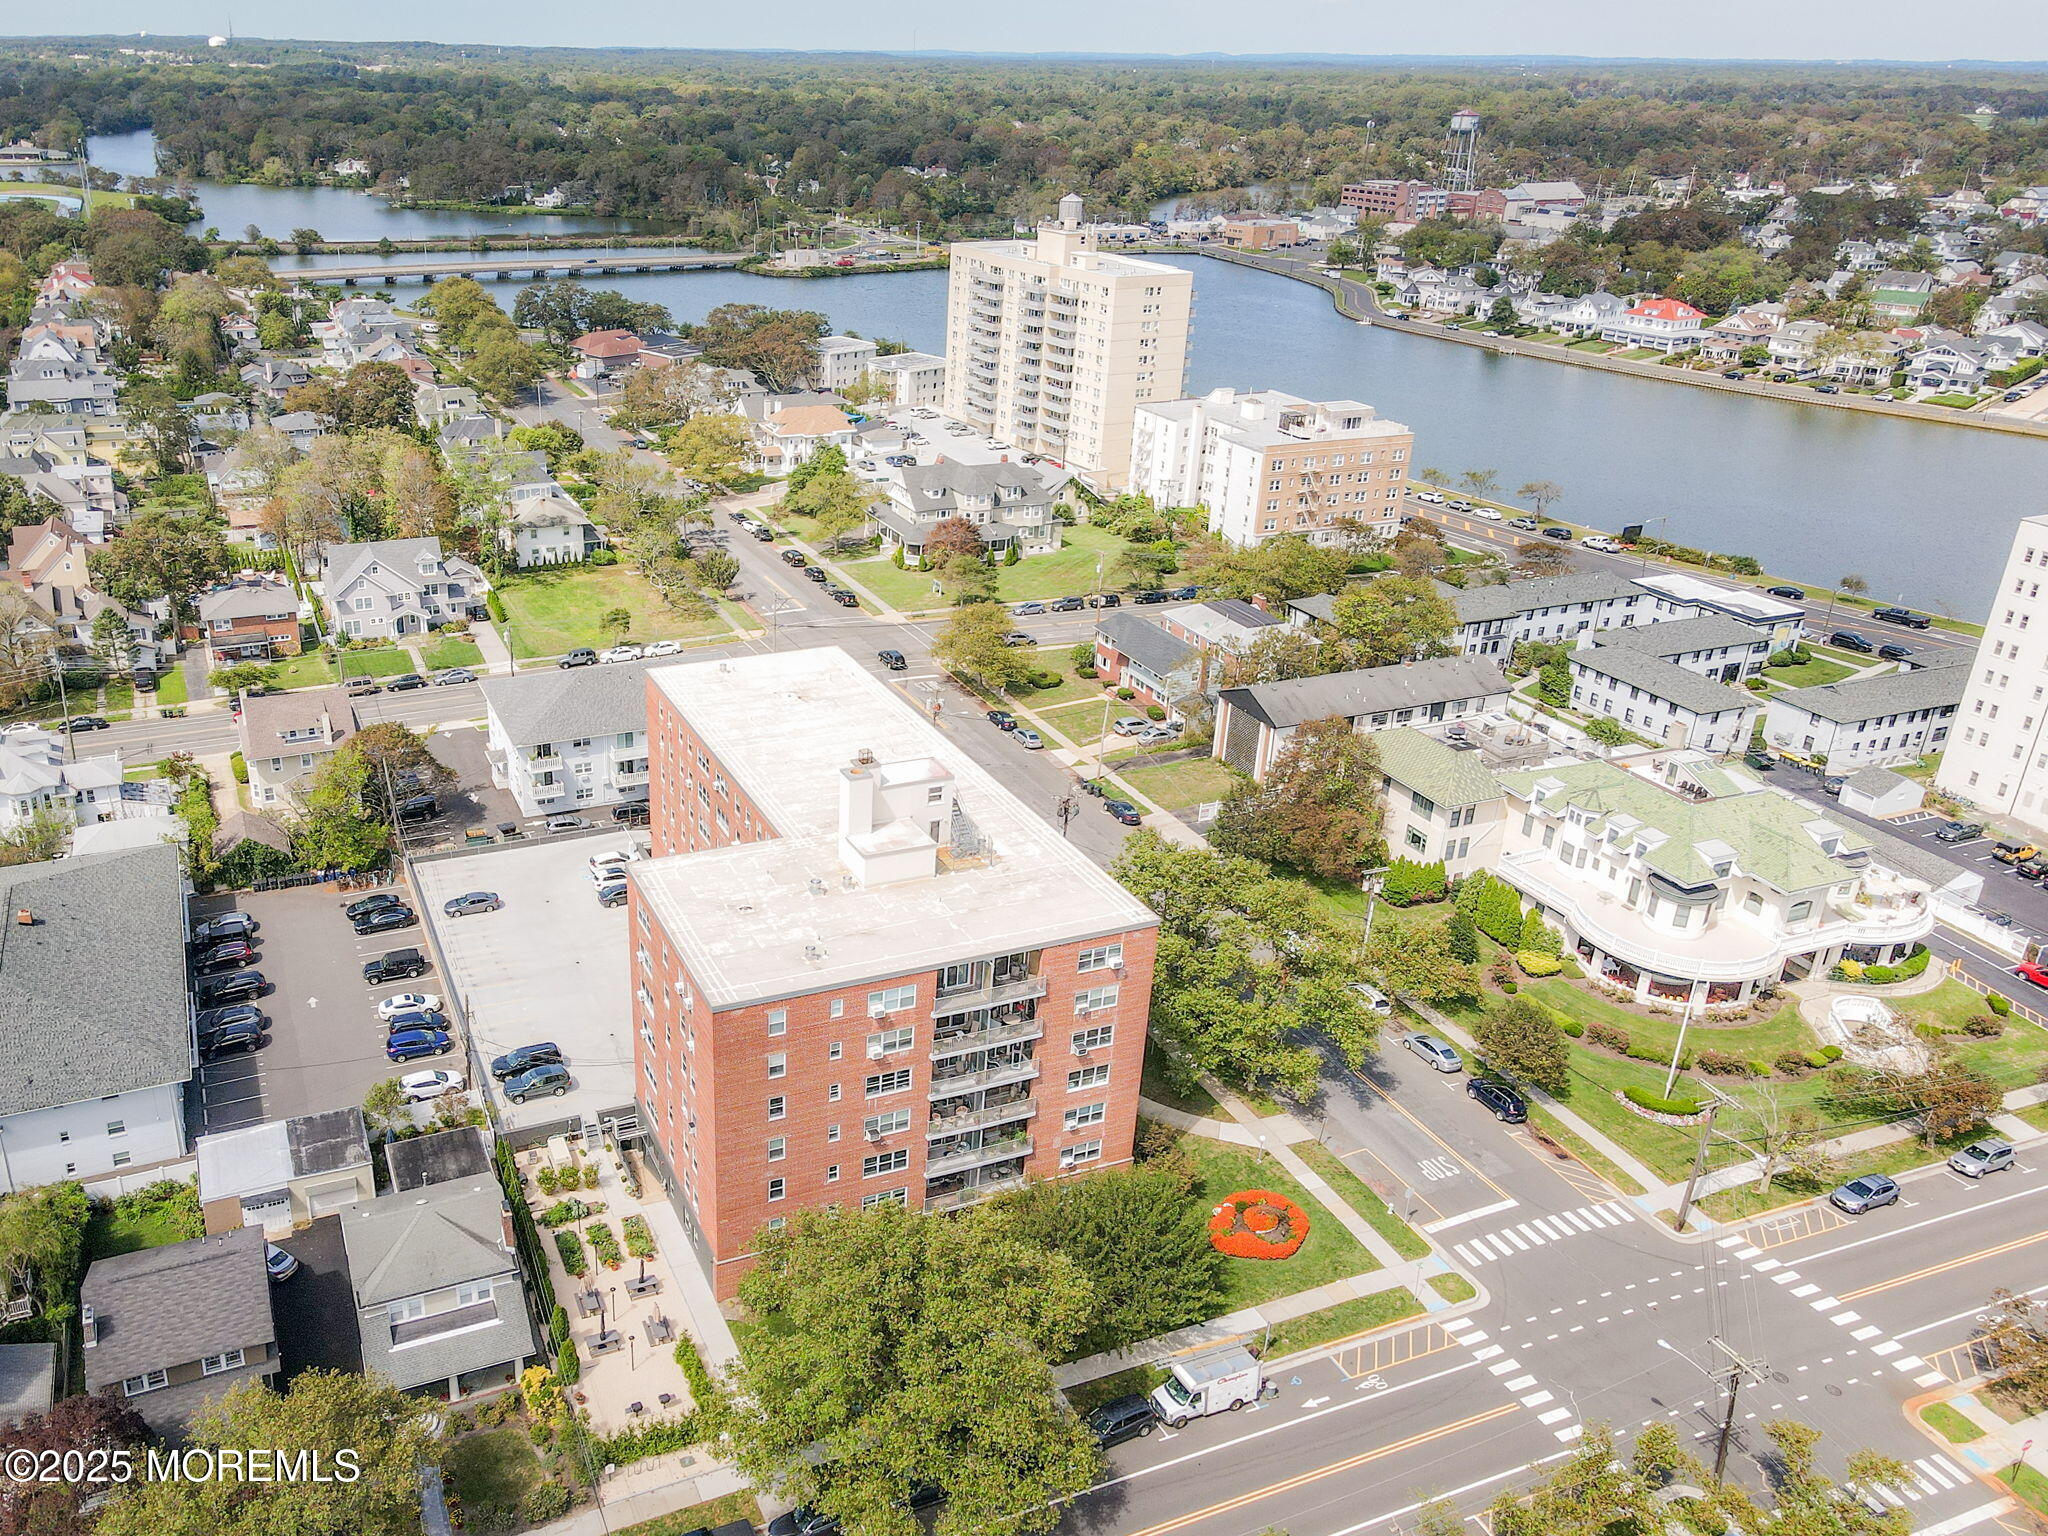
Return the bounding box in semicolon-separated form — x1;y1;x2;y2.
1067;1064;1111;1091
828;1084;842;1102
861;1188;908;1211
768;1178;786;1201
1064;1102;1107;1132
868;985;917;1015
826;1165;840;1182
829;999;845;1019
828;1042;843;1061
1075;985;1119;1013
1077;944;1123;973
767;1009;787;1037
767;1095;787;1120
767;1136;787;1161
122;1370;169;1396
388;1295;426;1324
105;1120;125;1137
200;1349;246;1376
868;1025;914;1056
767;1053;787;1078
1789;901;1813;922
864;1109;912;1139
1060;1141;1103;1169
865;1069;912;1097
1072;1024;1115;1053
862;1149;910;1178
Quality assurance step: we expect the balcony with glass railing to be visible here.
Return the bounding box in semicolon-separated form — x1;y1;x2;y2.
927;1056;1038;1097
931;1014;1043;1059
927;1092;1036;1136
926;1134;1033;1180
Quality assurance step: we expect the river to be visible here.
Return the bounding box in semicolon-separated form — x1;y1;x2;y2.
89;135;2041;615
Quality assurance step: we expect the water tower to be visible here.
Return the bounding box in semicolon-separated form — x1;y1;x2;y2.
1443;109;1481;194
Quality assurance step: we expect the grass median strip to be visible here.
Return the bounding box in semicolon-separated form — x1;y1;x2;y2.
1294;1139;1431;1260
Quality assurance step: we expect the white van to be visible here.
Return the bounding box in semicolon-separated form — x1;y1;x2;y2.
1348;982;1394;1016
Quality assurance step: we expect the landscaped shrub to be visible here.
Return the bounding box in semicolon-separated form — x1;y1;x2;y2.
553;1230;587;1278
1803;1049;1834;1069
1774;1048;1813;1076
1380;857;1449;907
1989;991;2013;1016
595;1416;698;1465
1820;1044;1844;1062
1626;1043;1689;1069
1207;1190;1311;1260
1746;1059;1772;1078
1899;946;1931;978
556;1344;580;1386
587;1221;624;1270
1585;1020;1632;1054
1831;959;1866;982
587;547;619;565
1146;705;1167;721
621;1214;656;1259
1623;1086;1704;1117
539;1198;592;1227
523;1484;573;1526
485;591;507;624
1515;950;1563;977
1861;964;1898;985
1117;687;1135;700
230;751;248;784
1696;1049;1750;1076
549;1305;571;1350
1964;1015;2005;1037
1557;1018;1585;1038
1519;910;1562;957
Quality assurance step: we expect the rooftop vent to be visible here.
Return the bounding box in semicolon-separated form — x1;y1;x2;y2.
808;878;825;897
14;909;31;926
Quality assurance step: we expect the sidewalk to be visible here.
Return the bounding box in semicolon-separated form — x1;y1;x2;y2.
474;621;515;676
1938;1392;2048;1483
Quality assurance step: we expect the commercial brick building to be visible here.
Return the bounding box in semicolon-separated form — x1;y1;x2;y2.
1339;180;1448;223
626;647;1159;1298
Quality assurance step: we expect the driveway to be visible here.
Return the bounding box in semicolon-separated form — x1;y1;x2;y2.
418;722;521;836
188;879;457;1137
269;1215;361;1379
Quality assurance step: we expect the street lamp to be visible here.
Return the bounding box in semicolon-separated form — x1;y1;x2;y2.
1635;514;1670;573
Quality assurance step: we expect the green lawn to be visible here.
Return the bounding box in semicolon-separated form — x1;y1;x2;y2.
332;648;420;680
102;681;134;718
267;651;337;689
499;566;735;658
1150;1122;1380;1313
1264;1287;1423;1359
1762;655;1858;689
1294;1140;1431;1260
1429;1272;1479;1305
2000;1460;2048;1520
82;1200;197;1266
1119;757;1243;812
1009;661;1110;712
442;1429;545;1523
617;1492;765;1536
1918;1402;1985;1443
838;524;1141;611
422;636;485;671
154;667;189;707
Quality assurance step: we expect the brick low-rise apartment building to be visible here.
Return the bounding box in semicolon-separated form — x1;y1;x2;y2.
625;647;1160;1298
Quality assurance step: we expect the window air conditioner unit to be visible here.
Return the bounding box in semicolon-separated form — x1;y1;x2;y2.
1074;1003;1090;1017
867;1043;888;1059
865;1129;883;1142
869;1003;891;1019
1075;1044;1091;1058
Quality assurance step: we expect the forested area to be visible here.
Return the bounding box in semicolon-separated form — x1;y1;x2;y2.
0;42;2045;235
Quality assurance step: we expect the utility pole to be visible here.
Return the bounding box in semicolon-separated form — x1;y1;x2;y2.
1708;1337;1767;1483
1674;1102;1718;1231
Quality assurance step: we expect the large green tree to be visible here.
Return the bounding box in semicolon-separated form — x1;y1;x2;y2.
716;1203;1099;1536
932;602;1035;693
1212;716;1385;881
1474;996;1569;1092
87;506;230;617
1326;575;1457;667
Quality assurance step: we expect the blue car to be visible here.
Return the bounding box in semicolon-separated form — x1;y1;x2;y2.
386;1027;455;1063
384;1009;448;1035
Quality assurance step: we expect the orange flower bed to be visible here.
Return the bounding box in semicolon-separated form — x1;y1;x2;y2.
1208;1189;1310;1260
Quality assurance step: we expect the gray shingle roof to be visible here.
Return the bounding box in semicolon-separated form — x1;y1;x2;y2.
81;1227;273;1394
1569;646;1756;716
0;846;190;1115
1843;765;1910;795
1594;615;1769;658
236;684;353;753
1451;572;1644;627
0;1344;54;1428
197;581;297;624
1219;656;1510;730
1772;665;1967;725
480;659;654;749
1094;612;1197;684
386;1127;493;1193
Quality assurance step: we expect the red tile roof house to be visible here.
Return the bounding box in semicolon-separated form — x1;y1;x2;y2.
1599;296;1709;355
569;329;642;382
187;574;303;665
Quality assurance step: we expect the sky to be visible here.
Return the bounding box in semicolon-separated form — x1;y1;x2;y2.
10;0;2048;65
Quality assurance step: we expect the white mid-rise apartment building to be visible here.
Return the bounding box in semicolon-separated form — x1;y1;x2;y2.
944;194;1191;493
1128;387;1413;546
1936;514;2048;831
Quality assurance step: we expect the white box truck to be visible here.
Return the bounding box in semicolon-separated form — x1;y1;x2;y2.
1150;1343;1264;1428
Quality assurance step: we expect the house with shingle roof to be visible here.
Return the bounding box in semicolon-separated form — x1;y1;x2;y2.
1761;663;1965;770
0;845;193;1192
1214;656;1510;780
340;1175;537;1403
750;402;858;476
191;573;302;666
322;537;488;639
1600;296;1707;354
875;459;1068;559
237;684;356;808
1566;633;1761;754
1372;726;1504;877
481;659;654;817
80;1226;278;1438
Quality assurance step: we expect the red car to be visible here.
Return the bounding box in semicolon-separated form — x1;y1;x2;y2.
2014;962;2048;991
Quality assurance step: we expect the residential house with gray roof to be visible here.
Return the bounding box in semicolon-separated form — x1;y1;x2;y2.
1566;634;1761;754
322;537;488;640
237;684;356;809
80;1227;277;1437
340;1175;537;1403
0;845;192;1192
875;459;1069;559
1436;571;1655;658
1093;600;1284;721
481;660;653;817
1761;663;1964;770
1214;655;1510;780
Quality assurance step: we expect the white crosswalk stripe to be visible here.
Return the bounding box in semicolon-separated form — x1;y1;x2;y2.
1442;1202;1639;1265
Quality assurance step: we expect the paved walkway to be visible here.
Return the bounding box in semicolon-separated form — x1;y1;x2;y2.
1940;1392;2048;1482
473;620;515;676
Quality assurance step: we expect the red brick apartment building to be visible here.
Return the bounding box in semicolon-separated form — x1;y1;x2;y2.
625;647;1159;1299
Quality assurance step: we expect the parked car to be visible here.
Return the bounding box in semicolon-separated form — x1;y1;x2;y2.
384;1009;449;1036
1089;592;1122;608
1466;1078;1528;1123
600;645;643;664
1000;631;1037;647
1473;507;1504;522
387;1028;455;1063
1933;820;1984;844
1103;798;1143;826
434;668;477;686
1766;586;1807;601
1582;535;1620;553
1948;1139;2015;1179
1347;982;1394;1016
1872;606;1931;629
542;815;591;833
877;649;907;671
986;710;1016;731
1829;630;1874;653
492;1042;564;1078
1051;596;1085;612
195;970;266;1006
1828;1173;1900;1214
1446;499;1473;512
1540;525;1573;541
588;847;642;876
396;794;439;824
1722;368;1747;379
1171;586;1199;601
559;648;599;668
596;880;629;908
505;1063;574;1103
265;1244;300;1283
363;948;432;985
344;892;405;920
1993;842;2039;865
1877;643;1914;662
377;991;444;1021
63;716;109;733
353;905;417;936
1815;383;1839;395
827;588;859;607
192;911;259;943
442;891;502;917
2016;858;2048;881
1402;1032;1463;1073
1012;601;1046;617
803;566;830;584
1820;775;1846;797
780;549;808;567
765;1510;839;1536
612;802;651;825
1133;589;1172;605
1134;724;1181;745
1508;516;1538;532
400;1069;466;1102
204;1016;266;1057
1112;717;1150;735
385;673;427;692
1013;728;1044;750
749;524;774;542
344;677;382;697
1086;1395;1158;1449
1414;491;1446;505
197;1003;264;1037
192;938;257;974
2013;960;2048;990
644;640;682;658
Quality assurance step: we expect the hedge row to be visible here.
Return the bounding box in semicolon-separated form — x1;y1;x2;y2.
1622;1085;1704;1117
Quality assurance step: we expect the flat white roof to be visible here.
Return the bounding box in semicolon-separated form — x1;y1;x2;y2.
1634;571;1804;623
633;647;1157;1010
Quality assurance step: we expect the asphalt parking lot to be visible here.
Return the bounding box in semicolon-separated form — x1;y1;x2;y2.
412;837;638;1135
188;878;457;1137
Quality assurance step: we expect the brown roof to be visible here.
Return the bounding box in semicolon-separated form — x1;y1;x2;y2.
573;329;641;358
765;404;854;438
236;684;355;753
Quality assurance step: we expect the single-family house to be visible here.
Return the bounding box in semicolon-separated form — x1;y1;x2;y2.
237;685;357;809
752;404;858;477
1868;270;1937;320
1600;297;1707;354
192;573;302;665
502;494;601;567
1767;320;1832;374
1554;292;1630;339
569;329;642;384
80;1227;279;1438
1905;336;1993;392
322;537;489;640
1373;725;1506;877
874;459;1068;559
240;357;310;402
0;724;135;832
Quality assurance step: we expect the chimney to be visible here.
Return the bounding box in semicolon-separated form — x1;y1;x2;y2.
14;909;32;926
81;1304;95;1347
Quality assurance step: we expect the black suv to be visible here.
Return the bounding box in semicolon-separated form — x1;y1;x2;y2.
396;794;439;824
1086;1394;1157;1447
1467;1078;1528;1123
612;801;651;825
877;649;907;671
780;549;808;567
1872;606;1931;629
1829;630;1874;654
363;948;431;985
195;969;266;1006
491;1042;565;1078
